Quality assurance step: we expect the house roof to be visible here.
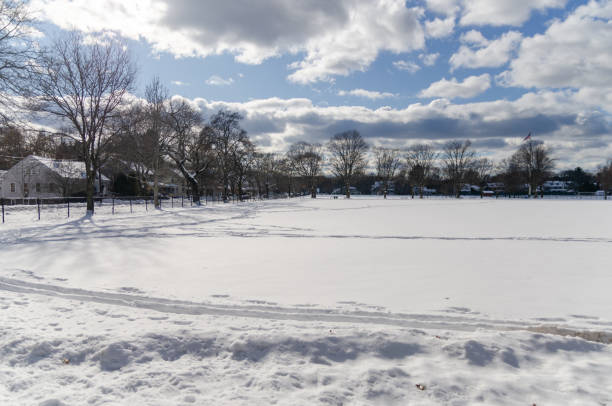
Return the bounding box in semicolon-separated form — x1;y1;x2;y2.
28;155;110;182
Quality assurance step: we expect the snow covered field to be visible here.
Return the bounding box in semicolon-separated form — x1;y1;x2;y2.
1;197;612;405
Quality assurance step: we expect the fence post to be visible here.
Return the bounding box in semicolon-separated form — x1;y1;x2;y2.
112;197;115;215
145;198;148;211
67;199;70;218
181;195;184;207
130;198;133;213
1;198;4;224
172;196;174;208
37;198;41;221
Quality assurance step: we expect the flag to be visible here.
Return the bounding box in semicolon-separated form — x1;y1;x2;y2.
523;132;532;141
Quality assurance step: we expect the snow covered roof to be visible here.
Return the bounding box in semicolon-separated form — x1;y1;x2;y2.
28;155;110;182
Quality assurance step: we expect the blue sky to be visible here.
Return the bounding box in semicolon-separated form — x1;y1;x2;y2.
30;0;612;169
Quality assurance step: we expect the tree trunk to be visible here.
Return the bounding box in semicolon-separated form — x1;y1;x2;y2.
98;169;103;197
153;156;160;208
310;183;316;198
345;181;351;198
223;177;229;201
85;164;95;214
177;164;200;205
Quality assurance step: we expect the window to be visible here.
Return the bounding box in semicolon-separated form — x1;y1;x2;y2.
10;183;15;193
36;183;41;193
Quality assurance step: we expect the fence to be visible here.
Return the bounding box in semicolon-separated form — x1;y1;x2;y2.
0;193;286;224
1;192;609;224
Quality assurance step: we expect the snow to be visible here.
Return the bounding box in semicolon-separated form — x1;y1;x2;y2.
1;196;612;405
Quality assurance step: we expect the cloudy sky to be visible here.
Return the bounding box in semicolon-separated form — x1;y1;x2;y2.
30;0;612;169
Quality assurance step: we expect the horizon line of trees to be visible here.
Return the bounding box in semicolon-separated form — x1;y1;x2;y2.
0;1;611;213
4;122;612;200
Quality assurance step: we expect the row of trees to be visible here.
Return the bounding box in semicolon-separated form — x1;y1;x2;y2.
284;135;558;200
1;1;611;213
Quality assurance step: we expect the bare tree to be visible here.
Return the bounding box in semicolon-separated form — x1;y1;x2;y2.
252;152;280;198
0;0;39;124
406;144;437;198
596;160;612;200
372;147;401;199
231;137;255;200
144;77;170;208
328;130;368;198
166;98;209;204
470;157;494;198
31;32;136;214
113;104;150;194
498;156;524;196
513;139;555;198
442;140;475;198
0;126;27;168
209;110;249;201
277;156;296;196
288;141;323;198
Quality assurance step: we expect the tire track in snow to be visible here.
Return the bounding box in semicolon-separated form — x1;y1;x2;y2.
0;276;558;333
3;277;612;343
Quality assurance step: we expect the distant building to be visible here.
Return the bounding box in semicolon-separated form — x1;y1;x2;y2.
542;180;571;193
486;182;505;193
412;186;437;195
331;186;361;195
461;184;480;193
371;181;395;195
0;155;110;199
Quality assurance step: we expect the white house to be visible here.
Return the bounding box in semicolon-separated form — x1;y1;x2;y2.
0;155;110;200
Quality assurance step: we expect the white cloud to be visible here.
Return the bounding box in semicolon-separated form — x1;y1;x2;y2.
171;91;612;169
425;16;455;38
424;0;460;16
424;0;567;26
338;89;397;100
393;60;420;73
171;80;189;86
419;52;440;66
419;74;491;99
286;1;424;83
31;0;424;84
205;75;234;86
498;0;612;93
450;31;522;70
460;30;489;47
459;0;568;26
